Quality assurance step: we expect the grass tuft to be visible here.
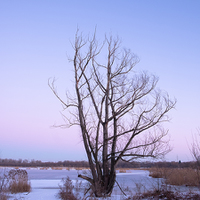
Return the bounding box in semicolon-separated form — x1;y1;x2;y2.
9;180;31;194
8;169;31;194
149;167;200;186
57;177;80;200
0;194;7;200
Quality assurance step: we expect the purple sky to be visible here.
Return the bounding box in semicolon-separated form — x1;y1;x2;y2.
1;0;200;162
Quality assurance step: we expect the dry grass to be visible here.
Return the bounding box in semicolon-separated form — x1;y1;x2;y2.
9;180;31;194
119;169;127;173
130;188;177;200
0;169;31;199
149;167;165;178
0;170;9;199
149;167;200;186
57;177;81;200
0;194;7;200
40;167;49;170
128;188;200;200
57;176;100;200
127;174;200;200
8;169;31;194
51;167;64;170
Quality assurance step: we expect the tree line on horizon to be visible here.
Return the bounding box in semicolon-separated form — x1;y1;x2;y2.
0;158;196;169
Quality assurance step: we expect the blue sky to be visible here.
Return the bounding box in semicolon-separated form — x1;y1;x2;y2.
0;0;200;162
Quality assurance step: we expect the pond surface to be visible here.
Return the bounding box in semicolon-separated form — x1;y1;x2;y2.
0;168;163;199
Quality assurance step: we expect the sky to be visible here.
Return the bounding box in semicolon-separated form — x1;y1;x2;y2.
0;0;200;162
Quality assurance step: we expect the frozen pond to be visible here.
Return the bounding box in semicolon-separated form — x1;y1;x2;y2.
1;168;161;199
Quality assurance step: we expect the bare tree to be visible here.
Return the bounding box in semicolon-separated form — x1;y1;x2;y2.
190;128;200;185
191;129;200;162
49;30;176;197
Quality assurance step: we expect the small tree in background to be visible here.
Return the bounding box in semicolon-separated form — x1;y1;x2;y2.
49;30;176;197
190;128;200;185
191;128;200;163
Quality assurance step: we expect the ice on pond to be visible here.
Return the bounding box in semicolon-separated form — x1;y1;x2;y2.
1;168;159;200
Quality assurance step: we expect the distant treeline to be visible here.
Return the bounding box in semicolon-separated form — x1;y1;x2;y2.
0;158;196;168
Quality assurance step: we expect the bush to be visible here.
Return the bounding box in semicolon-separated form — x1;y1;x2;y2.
9;179;31;194
0;169;9;200
0;194;7;200
128;188;200;200
149;167;200;186
8;169;31;194
57;177;80;200
166;168;199;186
149;167;169;179
127;181;200;200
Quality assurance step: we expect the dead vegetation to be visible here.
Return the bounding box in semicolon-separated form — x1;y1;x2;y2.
149;167;200;186
127;187;200;200
125;172;200;200
0;168;31;199
8;169;31;193
119;169;127;173
57;171;200;200
0;194;7;200
57;177;82;200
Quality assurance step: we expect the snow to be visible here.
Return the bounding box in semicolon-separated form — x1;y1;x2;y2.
9;189;59;200
2;168;199;200
7;179;60;200
4;169;152;199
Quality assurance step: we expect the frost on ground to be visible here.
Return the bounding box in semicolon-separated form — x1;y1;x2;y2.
6;179;59;200
2;168;200;200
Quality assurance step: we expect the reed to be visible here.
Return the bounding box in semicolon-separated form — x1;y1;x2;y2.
149;167;200;186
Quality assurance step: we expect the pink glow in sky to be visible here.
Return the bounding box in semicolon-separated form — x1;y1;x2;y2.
1;1;200;162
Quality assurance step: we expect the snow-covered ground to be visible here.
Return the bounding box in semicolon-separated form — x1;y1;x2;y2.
1;168;152;199
1;167;199;200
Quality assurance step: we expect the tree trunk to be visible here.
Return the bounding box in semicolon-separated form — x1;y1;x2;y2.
79;170;116;197
50;30;176;198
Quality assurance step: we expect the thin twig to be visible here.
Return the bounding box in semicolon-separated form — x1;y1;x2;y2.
115;180;127;196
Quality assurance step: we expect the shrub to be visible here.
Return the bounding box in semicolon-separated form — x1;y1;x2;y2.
127;182;200;200
8;169;31;193
119;169;127;173
149;167;200;186
0;169;9;200
129;188;200;200
9;179;31;194
0;194;7;200
166;168;199;186
149;168;163;178
57;177;80;200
